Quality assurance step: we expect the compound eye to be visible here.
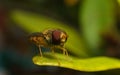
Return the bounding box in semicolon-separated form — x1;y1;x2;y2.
52;30;61;45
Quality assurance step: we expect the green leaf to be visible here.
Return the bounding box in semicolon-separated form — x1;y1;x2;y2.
33;53;120;72
118;0;120;5
80;0;116;55
10;10;88;57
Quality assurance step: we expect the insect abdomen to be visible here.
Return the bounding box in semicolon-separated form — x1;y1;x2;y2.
29;32;48;47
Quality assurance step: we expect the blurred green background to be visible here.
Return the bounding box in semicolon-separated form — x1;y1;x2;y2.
0;0;120;75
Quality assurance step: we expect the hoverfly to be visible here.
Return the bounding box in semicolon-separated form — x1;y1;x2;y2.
29;29;68;57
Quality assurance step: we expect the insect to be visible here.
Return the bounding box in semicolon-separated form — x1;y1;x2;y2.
29;29;68;57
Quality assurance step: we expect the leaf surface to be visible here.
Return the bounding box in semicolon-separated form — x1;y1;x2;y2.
33;53;120;72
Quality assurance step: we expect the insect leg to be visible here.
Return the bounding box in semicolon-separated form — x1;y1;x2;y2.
50;46;60;65
62;47;68;56
38;45;43;57
57;46;68;56
51;46;55;54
